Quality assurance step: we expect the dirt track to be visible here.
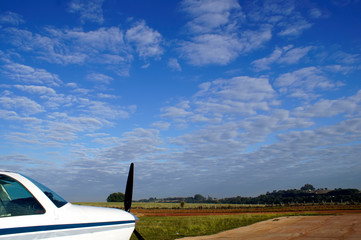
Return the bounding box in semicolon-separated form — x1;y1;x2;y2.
177;214;361;240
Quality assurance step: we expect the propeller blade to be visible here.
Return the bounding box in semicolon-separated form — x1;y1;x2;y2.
133;229;145;240
124;163;134;212
124;163;144;239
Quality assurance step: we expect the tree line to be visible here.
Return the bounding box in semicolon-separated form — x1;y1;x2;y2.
133;184;361;204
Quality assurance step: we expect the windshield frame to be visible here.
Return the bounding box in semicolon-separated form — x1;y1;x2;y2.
22;175;68;208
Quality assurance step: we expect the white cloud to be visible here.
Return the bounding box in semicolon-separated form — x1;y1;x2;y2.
239;26;272;51
251;47;284;71
239;109;313;144
308;8;323;19
278;19;312;37
331;51;360;65
13;85;56;96
246;0;314;38
179;0;277;66
162;76;276;123
98;128;164;162
161;104;192;119
0;91;44;116
0;109;42;123
180;34;242;65
151;121;171;130
92;136;121;145
155;112;361;198
181;0;242;34
5;27;132;67
293;90;361;118
165;113;316;182
324;65;354;74
97;93;118;99
252;45;312;71
179;0;247;66
86;101;134;119
273;118;361;160
68;0;105;24
86;73;114;84
2;63;62;86
46;114;104;138
0;154;36;163
66;83;78;88
275;67;339;98
198;76;275;102
278;46;312;64
141;63;150;69
169;122;247;159
0;67;137;148
62;27;126;54
180;27;271;66
168;58;182;71
0;92;134;144
43;122;79;142
248;0;296;20
125;21;164;59
3;102;130;147
86;133;109;138
0;11;24;25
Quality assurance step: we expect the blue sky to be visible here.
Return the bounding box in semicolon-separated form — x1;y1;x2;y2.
0;0;360;201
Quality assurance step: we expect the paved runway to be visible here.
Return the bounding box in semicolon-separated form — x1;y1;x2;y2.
177;214;361;240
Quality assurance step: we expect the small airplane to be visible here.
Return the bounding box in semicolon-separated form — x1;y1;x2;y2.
0;163;144;240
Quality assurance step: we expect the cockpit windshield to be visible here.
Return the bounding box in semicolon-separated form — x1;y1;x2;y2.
0;174;45;217
24;175;68;208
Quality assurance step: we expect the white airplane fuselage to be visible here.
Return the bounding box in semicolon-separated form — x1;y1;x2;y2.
0;171;136;240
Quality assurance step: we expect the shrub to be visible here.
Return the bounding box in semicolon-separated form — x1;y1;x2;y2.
107;192;125;202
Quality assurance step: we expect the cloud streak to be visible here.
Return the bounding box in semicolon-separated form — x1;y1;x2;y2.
68;0;105;24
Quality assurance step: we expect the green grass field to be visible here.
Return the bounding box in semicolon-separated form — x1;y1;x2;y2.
72;202;333;240
131;213;307;240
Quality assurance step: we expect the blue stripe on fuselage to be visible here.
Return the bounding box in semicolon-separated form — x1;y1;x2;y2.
0;220;135;235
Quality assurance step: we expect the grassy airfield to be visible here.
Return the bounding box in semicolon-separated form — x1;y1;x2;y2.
130;213;298;240
73;202;361;240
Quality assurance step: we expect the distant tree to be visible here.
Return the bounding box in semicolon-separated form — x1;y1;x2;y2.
301;184;315;192
194;194;206;202
137;186;360;205
107;192;125;202
180;201;185;208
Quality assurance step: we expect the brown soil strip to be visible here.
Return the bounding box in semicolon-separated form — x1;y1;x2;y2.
132;208;361;217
